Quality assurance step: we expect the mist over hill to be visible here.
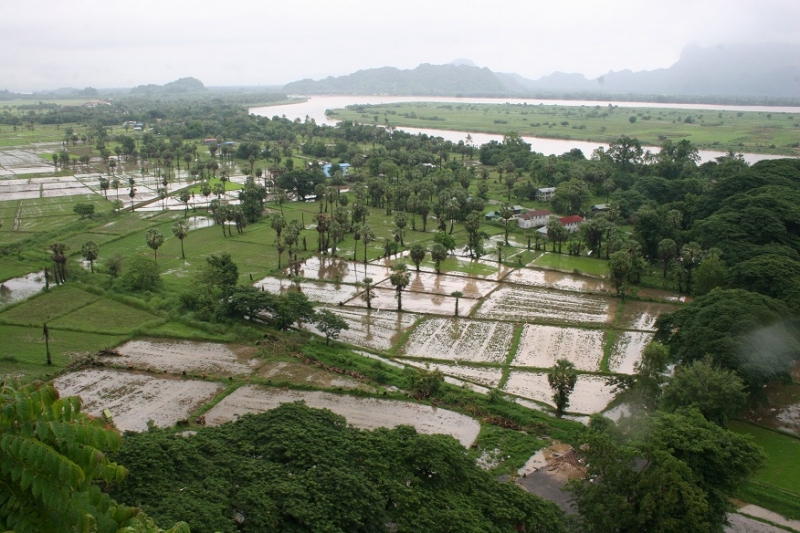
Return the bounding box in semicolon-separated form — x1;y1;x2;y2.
284;43;800;101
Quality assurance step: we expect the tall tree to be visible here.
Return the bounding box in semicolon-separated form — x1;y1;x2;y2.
314;309;349;345
451;291;463;317
172;220;189;259
80;241;99;273
145;228;165;261
429;243;448;274
389;262;411;311
547;359;577;418
409;243;426;272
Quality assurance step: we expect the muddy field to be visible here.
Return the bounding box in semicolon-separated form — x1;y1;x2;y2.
0;176;95;199
475;285;614;325
375;270;499;299
503;371;617;414
54;369;222;432
107;339;258;376
345;287;479;316
513;324;605;371
401;317;514;364
618;300;680;331
257;361;371;390
295;256;393;284
255;276;360;304
304;306;419;351
504;268;609;294
399;359;503;388
608;331;654;374
204;386;481;447
0;271;45;306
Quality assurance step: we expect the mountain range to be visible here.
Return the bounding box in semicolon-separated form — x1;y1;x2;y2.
284;43;800;100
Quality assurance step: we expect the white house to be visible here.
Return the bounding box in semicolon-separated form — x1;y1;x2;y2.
517;209;552;229
536;187;556;201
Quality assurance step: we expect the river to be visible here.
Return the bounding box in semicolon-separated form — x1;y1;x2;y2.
250;95;798;164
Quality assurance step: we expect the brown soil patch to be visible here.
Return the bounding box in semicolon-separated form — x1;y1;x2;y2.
53;369;223;432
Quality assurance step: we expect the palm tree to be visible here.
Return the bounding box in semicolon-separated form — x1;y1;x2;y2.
389;263;410;311
172;220;189;259
451;291;463;317
429;243;447;274
48;242;68;283
80;241;99;273
361;224;375;264
145;228;164;261
410;243;426;272
360;277;374;309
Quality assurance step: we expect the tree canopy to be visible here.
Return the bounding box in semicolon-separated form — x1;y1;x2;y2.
109;403;568;533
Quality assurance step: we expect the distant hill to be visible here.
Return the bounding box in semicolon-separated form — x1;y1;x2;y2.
284;43;800;100
284;64;510;96
130;77;206;96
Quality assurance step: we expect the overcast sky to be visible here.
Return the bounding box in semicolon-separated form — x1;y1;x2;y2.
1;0;798;92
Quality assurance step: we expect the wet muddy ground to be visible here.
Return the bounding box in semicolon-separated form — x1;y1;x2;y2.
503;371;617;414
304;306;419;352
401;317;513;364
204;385;482;447
513;324;605;371
53;369;222;432
107;339;258;376
476;285;614;325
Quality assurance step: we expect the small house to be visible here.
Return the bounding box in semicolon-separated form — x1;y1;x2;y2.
536;187;556;201
558;215;583;233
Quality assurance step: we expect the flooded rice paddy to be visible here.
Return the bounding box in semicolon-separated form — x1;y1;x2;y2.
304;306;418;351
257;361;370;390
294;256;393;284
346;287;480;316
377;270;499;299
400;359;503;388
503;371;617;414
504;268;608;294
608;331;655;374
513;324;605;371
0;271;46;307
401;318;514;363
108;339;258;376
54;369;223;432
476;285;614;324
255;276;360;304
204;386;482;447
618;300;680;331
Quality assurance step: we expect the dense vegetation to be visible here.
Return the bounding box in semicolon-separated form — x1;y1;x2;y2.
110;403;567;533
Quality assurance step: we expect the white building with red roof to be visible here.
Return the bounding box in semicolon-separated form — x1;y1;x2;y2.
558;215;583;233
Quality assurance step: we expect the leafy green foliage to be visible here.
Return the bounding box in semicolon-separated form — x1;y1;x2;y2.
314;309;349;345
109;403;567;533
655;289;800;393
661;358;748;426
547;359;577;418
117;256;163;293
568;410;765;533
0;380;188;533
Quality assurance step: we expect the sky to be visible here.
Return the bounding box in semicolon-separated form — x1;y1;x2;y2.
1;0;798;92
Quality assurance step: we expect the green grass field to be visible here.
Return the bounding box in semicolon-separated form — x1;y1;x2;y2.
0;324;127;376
0;285;100;325
730;421;800;494
49;298;163;334
531;252;610;277
333;102;800;156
